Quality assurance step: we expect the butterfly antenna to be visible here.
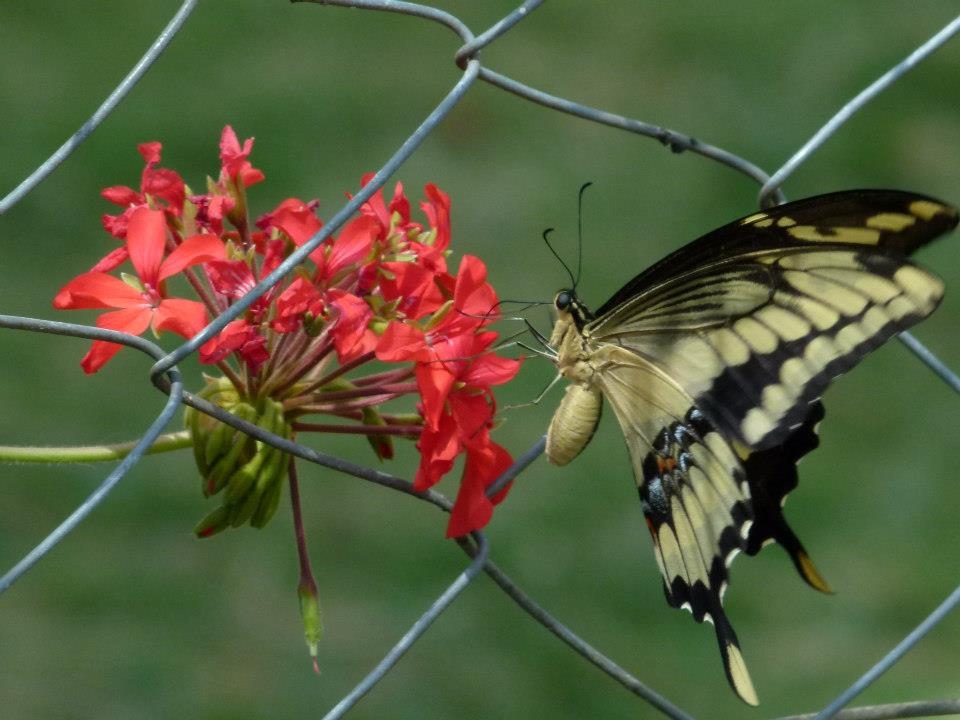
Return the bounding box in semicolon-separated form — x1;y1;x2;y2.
542;228;576;289
576;181;593;288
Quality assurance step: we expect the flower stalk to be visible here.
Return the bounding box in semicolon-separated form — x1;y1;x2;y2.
50;125;523;666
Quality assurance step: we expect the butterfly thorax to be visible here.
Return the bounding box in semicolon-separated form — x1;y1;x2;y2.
550;289;598;386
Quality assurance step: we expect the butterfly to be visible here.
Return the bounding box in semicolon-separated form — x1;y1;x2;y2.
544;189;957;705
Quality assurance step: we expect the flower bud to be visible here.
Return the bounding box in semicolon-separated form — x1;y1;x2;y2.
298;577;323;673
187;377;293;536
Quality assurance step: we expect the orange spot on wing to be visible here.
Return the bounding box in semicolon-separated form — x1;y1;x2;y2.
657;456;678;473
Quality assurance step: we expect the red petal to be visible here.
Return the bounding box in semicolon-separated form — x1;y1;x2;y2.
448;392;494;440
463;353;522;387
199;318;247;364
273;277;323;333
452;255;498;325
125;207;167;286
329;291;376;363
219;126;242;163
415;362;457;430
89;246;130;274
79;340;125;374
445;470;491;539
78;306;154;373
137;141;162;166
153;298;210;340
204;259;255;299
481;439;514;506
101;208;135;239
158;233;227;282
379;261;445;319
445;437;513;538
272;201;323;245
414;415;460;490
239;166;265;187
101;185;142;207
358;174;390;232
219;125;264;187
205;194;235;234
199;318;267;372
142;167;185;213
53;272;142;310
387;181;410;225
375;321;428;362
324;215;378;278
421;183;451;251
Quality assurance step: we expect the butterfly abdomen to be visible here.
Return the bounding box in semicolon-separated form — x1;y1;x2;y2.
546;383;602;466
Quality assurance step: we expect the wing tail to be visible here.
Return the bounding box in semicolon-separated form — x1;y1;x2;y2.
712;610;759;706
742;400;833;593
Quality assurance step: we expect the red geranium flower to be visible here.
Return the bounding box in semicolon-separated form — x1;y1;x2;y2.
219;125;265;188
56;129;521;541
54;206;225;373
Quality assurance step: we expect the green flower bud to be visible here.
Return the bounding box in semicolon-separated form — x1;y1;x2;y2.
188;378;293;536
362;406;394;461
297;578;323;673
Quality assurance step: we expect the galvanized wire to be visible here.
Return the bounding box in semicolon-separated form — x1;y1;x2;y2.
320;531;492;720
758;13;960;208
0;0;199;215
0;3;958;720
0;316;184;593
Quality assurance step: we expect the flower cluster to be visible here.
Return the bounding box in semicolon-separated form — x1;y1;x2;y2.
54;126;520;538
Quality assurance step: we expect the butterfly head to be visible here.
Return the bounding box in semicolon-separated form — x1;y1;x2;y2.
553;289;594;332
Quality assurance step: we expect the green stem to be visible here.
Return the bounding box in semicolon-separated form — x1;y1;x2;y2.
289;458;322;672
0;430;192;463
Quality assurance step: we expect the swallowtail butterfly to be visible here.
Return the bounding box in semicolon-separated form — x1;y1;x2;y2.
545;189;957;704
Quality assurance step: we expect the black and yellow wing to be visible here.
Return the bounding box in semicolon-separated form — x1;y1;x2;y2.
586;190;957;450
546;189;957;704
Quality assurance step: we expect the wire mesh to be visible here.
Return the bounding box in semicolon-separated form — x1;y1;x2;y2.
1;2;959;718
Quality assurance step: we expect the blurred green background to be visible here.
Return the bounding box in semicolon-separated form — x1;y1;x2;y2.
1;2;959;718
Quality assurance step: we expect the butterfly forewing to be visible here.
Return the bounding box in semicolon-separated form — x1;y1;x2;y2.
592;189;957;317
586;192;956;450
546;189;957;705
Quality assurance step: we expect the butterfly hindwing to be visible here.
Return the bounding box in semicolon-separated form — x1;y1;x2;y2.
590;344;758;704
740;399;831;592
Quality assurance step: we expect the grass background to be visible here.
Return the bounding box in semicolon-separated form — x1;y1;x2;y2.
1;2;959;718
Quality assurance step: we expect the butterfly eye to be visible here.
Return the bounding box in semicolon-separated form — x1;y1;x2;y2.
555;290;573;311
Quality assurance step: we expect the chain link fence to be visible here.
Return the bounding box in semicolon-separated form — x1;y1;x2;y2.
1;2;959;718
